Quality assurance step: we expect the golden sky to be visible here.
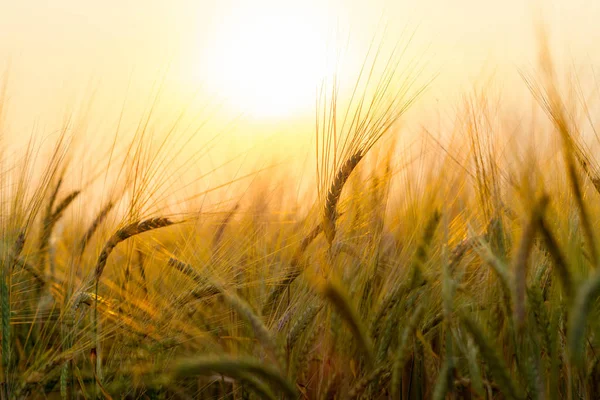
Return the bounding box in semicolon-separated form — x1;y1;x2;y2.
1;0;599;156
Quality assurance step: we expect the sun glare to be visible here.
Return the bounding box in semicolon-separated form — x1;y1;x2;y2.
201;2;330;119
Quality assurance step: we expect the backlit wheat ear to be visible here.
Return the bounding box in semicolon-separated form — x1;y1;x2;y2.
323;152;364;244
94;217;174;281
89;217;175;392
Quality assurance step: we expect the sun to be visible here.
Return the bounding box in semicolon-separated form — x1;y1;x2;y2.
200;2;330;119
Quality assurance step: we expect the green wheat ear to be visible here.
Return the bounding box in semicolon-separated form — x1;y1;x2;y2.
170;356;298;400
322;281;375;366
222;289;284;368
286;302;322;351
460;313;524;400
569;269;600;366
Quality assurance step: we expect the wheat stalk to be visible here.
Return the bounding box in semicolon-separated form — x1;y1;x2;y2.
391;304;424;399
38;189;80;279
78;201;114;256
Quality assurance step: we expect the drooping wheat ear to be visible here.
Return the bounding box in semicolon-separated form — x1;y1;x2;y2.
222;290;283;368
323;152;364;245
322;281;374;366
512;196;548;330
94;217;174;282
286;303;323;352
167;257;221;290
170;356;298;400
167;258;222;308
90;217;174;391
237;373;278;400
460;314;524;400
79;201;114;256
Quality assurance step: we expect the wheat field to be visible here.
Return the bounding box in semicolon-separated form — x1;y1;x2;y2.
1;19;600;400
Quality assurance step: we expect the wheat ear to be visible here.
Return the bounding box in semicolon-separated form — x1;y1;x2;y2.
94;218;173;281
323;152;364;244
171;356;298;399
90;217;174;393
322;281;374;366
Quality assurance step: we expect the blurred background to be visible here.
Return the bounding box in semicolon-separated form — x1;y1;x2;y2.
1;0;599;209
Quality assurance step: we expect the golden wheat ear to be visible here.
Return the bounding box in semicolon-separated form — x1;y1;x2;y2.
322;151;364;244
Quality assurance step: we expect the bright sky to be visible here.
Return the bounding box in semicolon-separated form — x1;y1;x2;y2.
1;0;600;158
